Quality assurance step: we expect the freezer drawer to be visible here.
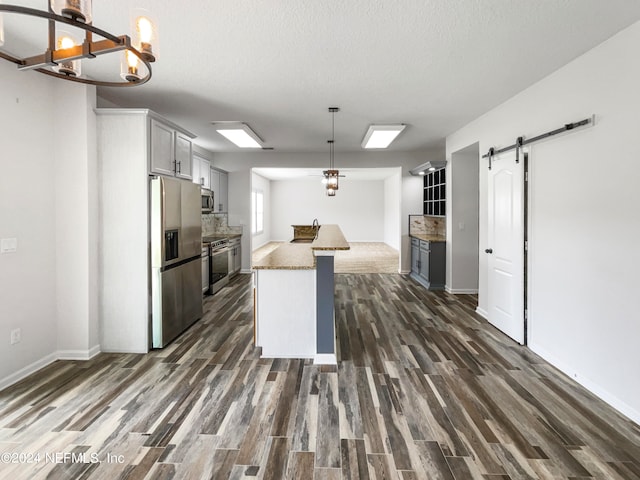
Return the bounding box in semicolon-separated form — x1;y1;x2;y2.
152;257;203;348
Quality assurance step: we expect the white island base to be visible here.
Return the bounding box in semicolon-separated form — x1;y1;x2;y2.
254;268;319;359
252;225;349;365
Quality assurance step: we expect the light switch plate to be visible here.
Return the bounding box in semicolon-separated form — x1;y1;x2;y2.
1;238;18;253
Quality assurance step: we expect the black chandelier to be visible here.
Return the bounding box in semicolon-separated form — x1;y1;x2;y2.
0;0;156;87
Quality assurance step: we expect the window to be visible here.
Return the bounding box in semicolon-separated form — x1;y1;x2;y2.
252;189;264;235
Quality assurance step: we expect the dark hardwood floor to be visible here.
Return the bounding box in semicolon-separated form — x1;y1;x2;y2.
1;273;639;479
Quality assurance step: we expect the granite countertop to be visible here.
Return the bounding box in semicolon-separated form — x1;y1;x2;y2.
253;224;350;270
252;244;317;270
203;233;242;242
311;224;350;251
410;233;446;243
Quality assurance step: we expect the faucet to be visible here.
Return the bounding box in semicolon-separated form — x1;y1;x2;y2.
312;218;319;239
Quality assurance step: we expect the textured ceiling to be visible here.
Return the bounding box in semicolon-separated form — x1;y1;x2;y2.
5;1;640;153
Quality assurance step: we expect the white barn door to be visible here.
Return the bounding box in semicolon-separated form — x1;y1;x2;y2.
487;150;525;344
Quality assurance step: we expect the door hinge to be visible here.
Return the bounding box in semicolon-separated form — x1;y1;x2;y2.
525;171;528;182
524;241;528;251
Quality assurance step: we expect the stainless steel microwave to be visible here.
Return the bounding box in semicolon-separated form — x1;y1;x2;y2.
201;189;214;213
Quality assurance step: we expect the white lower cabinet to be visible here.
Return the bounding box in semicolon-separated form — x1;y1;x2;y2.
228;237;241;276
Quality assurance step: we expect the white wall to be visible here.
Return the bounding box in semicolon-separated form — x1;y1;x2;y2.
446;20;640;423
269;178;385;242
0;62;100;389
54;82;100;359
214;150;436;272
0;62;58;388
251;172;272;249
447;143;479;293
383;171;402;252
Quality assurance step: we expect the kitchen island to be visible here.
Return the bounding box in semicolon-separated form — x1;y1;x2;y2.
252;224;349;364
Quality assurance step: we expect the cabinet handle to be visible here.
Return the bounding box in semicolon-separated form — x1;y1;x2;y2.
177;161;181;174
485;248;493;254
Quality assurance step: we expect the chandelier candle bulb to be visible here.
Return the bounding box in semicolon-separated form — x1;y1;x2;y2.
53;33;81;76
133;14;156;62
50;0;91;23
121;50;141;82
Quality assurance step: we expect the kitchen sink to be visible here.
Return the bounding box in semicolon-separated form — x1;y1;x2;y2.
290;238;315;243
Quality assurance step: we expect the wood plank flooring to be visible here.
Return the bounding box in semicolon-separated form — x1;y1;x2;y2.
1;273;639;479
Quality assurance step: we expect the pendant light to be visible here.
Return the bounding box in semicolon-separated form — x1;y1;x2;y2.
324;107;340;197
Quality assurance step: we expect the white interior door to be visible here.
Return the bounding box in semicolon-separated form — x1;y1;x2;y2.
487;150;524;344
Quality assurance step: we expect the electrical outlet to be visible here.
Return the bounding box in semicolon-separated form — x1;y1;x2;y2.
10;328;21;345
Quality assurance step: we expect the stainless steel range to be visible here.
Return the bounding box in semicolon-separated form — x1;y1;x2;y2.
208;238;229;294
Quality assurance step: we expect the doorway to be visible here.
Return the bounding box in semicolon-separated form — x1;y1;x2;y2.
448;143;480;295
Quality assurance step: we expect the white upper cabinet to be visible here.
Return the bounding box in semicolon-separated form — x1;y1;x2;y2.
192;155;211;189
150;119;175;177
219;172;228;213
209;169;228;213
150;118;195;180
175;132;193;180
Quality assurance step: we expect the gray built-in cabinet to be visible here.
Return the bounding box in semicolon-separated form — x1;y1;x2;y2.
410;238;446;290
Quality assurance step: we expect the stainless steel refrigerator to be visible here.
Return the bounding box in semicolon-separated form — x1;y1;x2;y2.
150;176;203;348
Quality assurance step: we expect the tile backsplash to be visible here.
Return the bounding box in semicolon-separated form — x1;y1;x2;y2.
202;213;243;237
409;215;446;237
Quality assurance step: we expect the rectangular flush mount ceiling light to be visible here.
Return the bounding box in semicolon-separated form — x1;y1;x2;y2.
214;123;263;148
361;124;406;149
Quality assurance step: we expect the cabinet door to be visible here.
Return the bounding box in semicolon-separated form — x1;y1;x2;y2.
202;159;211;189
419;242;430;282
428;243;446;289
175;132;193;180
210;169;220;212
234;243;242;272
191;157;200;185
193;157;210;189
219;172;228;212
411;244;420;275
150;119;175;176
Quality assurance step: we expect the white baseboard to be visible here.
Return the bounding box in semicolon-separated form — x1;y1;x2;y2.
446;287;479;294
240;268;253;274
0;345;102;391
529;342;640;425
57;344;101;361
0;352;58;391
399;269;411;275
475;307;488;319
314;353;338;365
